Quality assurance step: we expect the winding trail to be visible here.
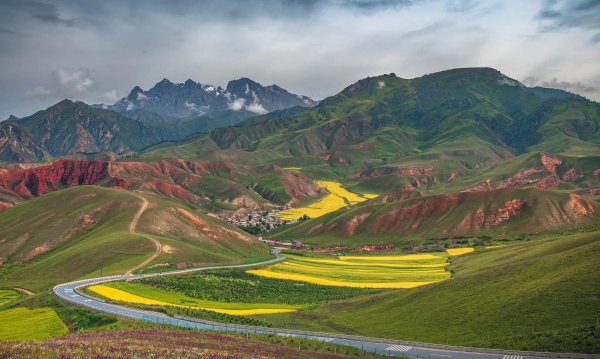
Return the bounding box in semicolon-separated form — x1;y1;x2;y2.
126;195;162;275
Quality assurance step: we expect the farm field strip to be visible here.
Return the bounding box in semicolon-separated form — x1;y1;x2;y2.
246;251;470;289
275;180;377;220
446;248;475;256
0;290;19;306
87;283;301;316
0;307;67;341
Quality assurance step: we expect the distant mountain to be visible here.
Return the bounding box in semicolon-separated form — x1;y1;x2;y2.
196;67;597;169
0;100;171;162
103;77;317;122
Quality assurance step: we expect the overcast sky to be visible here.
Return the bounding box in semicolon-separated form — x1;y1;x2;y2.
0;0;599;120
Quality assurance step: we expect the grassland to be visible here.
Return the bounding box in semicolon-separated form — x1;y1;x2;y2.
259;231;600;353
247;252;453;288
0;186;270;292
0;307;67;340
275;180;377;220
89;282;302;315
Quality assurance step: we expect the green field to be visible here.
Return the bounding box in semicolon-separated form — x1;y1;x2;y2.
0;307;68;340
259;231;600;353
138;270;374;304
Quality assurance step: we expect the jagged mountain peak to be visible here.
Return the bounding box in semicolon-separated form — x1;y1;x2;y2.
105;76;316;120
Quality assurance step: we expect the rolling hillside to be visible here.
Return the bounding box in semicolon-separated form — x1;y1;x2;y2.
0;158;323;214
268;188;599;246
261;230;600;352
0;186;269;291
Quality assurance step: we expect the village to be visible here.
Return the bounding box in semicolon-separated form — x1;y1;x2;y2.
224;207;306;248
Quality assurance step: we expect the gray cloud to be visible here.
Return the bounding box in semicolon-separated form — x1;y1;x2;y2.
25;68;95;99
537;0;600;43
0;27;28;37
523;76;597;94
1;0;76;26
0;0;599;120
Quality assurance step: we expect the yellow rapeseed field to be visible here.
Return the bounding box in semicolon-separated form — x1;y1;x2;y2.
275;180;377;220
87;285;297;316
247;253;452;289
246;269;439;288
446;247;475;256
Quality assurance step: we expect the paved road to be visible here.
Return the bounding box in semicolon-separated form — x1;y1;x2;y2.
54;258;593;359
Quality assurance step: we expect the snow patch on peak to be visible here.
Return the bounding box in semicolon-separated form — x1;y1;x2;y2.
136;92;148;101
377;81;386;88
126;102;136;111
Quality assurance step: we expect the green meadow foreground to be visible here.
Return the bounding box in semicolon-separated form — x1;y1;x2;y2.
0;329;379;359
75;230;600;353
0;308;67;341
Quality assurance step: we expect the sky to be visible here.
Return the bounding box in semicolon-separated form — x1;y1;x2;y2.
0;0;599;120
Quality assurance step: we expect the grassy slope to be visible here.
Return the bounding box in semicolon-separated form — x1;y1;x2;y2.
0;186;270;291
260;231;600;352
268;188;598;246
0;307;67;340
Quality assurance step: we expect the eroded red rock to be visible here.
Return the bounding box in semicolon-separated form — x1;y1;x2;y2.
540;153;562;173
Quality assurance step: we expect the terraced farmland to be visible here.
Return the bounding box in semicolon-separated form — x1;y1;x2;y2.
247;253;453;288
275;180;378;220
88;282;301;316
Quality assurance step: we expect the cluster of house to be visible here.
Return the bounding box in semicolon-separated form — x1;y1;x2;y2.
259;238;305;248
225;207;298;232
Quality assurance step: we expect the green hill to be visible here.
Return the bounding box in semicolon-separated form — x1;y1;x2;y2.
261;230;600;353
268;188;599;247
0;186;269;292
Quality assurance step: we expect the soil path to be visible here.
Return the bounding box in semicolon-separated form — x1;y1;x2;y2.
126;195;162;275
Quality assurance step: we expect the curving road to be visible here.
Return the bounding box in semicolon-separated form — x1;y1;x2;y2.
52;256;592;359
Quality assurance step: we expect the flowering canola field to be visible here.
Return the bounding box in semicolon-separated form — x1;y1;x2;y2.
446;247;475;256
275;180;378;220
247;252;457;289
87;282;302;316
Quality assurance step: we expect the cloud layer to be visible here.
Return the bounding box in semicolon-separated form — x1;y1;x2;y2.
0;0;598;120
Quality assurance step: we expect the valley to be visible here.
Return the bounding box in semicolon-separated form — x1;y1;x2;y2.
1;67;599;358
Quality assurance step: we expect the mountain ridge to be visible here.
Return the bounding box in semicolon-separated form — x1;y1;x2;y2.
102;77;317;122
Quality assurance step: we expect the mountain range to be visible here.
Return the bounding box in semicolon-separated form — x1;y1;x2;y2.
0;68;598;238
0;78;317;163
100;77;316;122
